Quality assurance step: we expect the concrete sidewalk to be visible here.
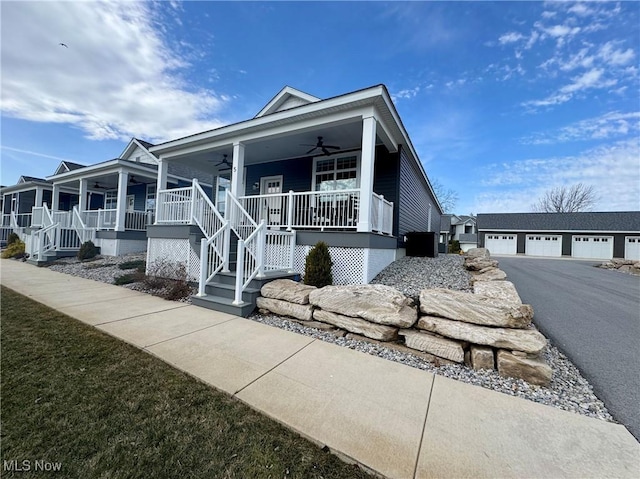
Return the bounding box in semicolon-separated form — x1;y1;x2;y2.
1;259;638;479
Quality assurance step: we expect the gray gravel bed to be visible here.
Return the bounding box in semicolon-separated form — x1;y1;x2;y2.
371;255;472;301
43;252;613;422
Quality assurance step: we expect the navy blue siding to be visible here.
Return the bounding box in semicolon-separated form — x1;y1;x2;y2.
58;192;79;211
245;157;313;196
127;183;146;211
373;145;400;237
89;192;103;210
397;146;440;246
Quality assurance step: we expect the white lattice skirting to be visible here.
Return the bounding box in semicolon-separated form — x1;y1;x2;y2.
146;238;201;281
293;245;396;285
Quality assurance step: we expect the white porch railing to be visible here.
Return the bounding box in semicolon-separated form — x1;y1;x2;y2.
371;193;393;235
11;212;33;229
52;211;73;228
156;187;193;224
72;206;95;244
234;220;266;304
240;189;362;231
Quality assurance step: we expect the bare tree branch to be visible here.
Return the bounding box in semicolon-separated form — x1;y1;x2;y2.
531;183;599;213
431;178;459;213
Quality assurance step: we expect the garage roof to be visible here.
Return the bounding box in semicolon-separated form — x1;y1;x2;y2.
477;212;640;233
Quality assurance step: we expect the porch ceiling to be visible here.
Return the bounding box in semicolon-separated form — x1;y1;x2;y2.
170;119;387;173
54;171;158;192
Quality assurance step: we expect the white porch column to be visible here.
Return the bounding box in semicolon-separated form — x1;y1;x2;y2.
114;170;128;231
357;115;377;232
157;158;168;191
52;184;60;211
230;142;245;197
34;187;43;207
78;179;88;212
154;158;168;225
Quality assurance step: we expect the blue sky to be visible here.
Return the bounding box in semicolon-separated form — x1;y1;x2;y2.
1;1;638;214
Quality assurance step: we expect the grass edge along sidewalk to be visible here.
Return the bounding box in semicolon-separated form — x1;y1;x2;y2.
0;286;371;479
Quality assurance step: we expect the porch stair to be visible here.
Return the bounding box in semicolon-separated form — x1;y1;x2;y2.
27;249;80;266
190;269;298;317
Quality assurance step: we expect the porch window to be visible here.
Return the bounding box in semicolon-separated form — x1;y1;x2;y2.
146;184;156;212
312;155;359;192
104;191;117;209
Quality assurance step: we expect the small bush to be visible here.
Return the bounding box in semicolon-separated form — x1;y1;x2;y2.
144;260;193;301
303;241;333;288
77;241;98;261
118;260;146;271
7;232;20;246
1;239;26;259
448;239;461;254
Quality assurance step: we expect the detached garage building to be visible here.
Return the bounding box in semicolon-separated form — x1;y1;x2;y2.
477;212;640;260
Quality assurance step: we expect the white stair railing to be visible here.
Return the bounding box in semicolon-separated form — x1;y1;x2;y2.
72;206;95;243
30;222;57;260
192;180;230;297
234;220;266;305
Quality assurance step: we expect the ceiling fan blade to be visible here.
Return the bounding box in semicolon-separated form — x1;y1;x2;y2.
324;145;340;150
306;146;318;155
322;147;331;155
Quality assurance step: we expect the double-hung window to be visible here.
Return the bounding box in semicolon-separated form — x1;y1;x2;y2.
104;191;117;209
312;155;359;192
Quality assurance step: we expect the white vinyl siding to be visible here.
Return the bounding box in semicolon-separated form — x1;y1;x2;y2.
485;234;517;255
624;236;640;260
526;235;562;257
572;236;614;260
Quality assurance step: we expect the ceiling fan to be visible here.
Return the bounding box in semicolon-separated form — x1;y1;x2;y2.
302;136;340;156
129;175;143;185
214;154;232;171
92;181;109;190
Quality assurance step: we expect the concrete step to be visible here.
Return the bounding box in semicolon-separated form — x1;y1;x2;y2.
204;281;261;303
190;294;256;317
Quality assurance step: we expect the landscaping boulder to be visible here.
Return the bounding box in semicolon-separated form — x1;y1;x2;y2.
471;267;507;282
419;288;532;328
261;279;316;305
473;281;522;304
465;257;499;271
308;284;417;328
417;316;547;354
466;248;490;260
255;297;314;321
497;350;552;387
399;329;465;363
470;345;495;370
313;309;398;341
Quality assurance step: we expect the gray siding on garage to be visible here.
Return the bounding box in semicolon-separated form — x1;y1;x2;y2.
398;145;440;246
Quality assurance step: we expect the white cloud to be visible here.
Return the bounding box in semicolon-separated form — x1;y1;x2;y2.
523;112;640;144
598;41;635;66
524;68;618;108
499;32;524;44
0;1;228;143
474;140;640;212
391;86;421;102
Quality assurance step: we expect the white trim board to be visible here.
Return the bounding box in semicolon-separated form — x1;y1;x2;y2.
478;229;639;234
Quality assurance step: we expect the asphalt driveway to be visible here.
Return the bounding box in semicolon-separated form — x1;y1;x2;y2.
497;256;640;441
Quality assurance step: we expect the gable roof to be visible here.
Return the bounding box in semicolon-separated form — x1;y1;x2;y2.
477;212;640;233
452;215;476;225
53;160;86;175
119;137;158;162
19;175;49;184
254;86;321;118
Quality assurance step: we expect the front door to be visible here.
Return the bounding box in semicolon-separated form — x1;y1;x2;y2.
260;176;283;226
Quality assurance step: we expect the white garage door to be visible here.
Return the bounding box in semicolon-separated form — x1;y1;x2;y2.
485;234;517;255
526;235;562;257
572;236;613;260
625;236;640;260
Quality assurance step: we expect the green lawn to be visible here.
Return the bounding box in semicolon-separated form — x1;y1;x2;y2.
0;286;370;478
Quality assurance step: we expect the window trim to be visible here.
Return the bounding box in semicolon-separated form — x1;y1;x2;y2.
311;152;361;192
